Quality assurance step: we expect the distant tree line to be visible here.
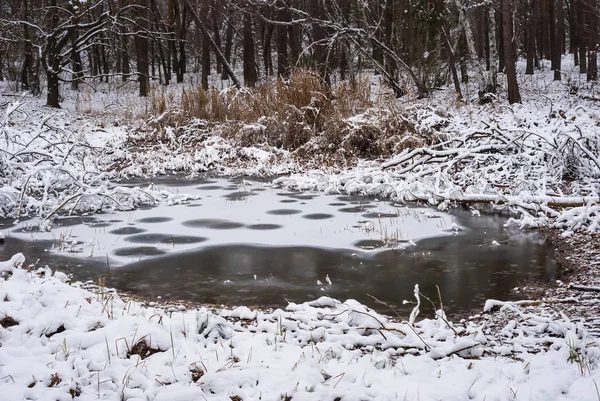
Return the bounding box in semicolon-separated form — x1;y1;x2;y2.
0;0;598;108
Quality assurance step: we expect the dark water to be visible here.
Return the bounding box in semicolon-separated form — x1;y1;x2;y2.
0;174;557;317
0;207;556;318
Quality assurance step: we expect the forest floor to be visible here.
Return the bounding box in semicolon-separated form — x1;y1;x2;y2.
1;57;600;400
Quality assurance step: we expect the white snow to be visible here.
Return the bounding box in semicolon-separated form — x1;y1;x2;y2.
0;256;598;400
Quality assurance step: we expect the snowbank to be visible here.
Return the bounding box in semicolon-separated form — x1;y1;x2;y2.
0;255;599;400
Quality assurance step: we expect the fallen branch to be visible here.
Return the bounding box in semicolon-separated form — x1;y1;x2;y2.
568;284;600;293
484;298;578;313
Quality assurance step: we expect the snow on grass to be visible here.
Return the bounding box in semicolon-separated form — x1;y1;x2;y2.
0;255;599;401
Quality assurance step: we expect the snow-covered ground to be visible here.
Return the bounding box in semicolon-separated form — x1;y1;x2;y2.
1;55;600;400
1;255;599;401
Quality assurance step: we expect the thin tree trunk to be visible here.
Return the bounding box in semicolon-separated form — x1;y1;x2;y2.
211;1;222;74
135;0;150;96
243;12;257;87
488;4;498;90
263;23;274;77
554;0;564;80
21;0;32;90
443;27;463;100
526;0;539;75
221;19;234;80
71;32;83;90
502;0;521;103
45;0;61;108
276;1;289;78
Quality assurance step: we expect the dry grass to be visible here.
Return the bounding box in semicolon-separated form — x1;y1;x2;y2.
148;70;440;163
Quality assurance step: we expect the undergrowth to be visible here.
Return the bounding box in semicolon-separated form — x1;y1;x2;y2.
144;70;442;164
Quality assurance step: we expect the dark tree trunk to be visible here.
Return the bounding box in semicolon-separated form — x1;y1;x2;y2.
221;19;234;80
71;32;83;90
243;12;257;87
310;0;329;82
263;23;274;77
21;0;32;91
101;37;110;83
135;0;150;96
526;0;539;75
549;0;557;73
383;0;396;78
288;23;302;68
554;0;564;80
212;1;222;74
276;2;289;78
45;0;61;108
201;0;210;89
496;9;505;72
443;28;462;100
588;1;598;81
578;0;587;73
571;0;579;66
502;0;521;103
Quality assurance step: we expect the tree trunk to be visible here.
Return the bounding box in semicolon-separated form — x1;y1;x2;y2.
554;0;564;80
200;0;210;89
45;0;61;108
135;0;150;96
21;0;32;90
221;19;234;80
310;0;329;82
288;23;302;68
243;12;258;87
211;1;222;74
586;0;598;81
455;0;489;97
443;27;462;100
502;0;521;103
549;0;557;74
276;1;289;78
526;0;539;75
71;32;83;90
488;4;498;90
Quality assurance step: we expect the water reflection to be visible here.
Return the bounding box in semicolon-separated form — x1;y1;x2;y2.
53;209;554;317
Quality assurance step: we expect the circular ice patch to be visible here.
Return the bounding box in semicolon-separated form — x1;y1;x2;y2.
266;209;302;216
138;217;173;224
110;227;147;235
182;219;245;229
302;213;334;220
246;224;283;230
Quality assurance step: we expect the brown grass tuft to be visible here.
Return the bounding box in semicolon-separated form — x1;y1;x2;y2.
127;338;162;360
0;315;18;328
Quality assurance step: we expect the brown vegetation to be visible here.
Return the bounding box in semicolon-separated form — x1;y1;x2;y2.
146;70;442;166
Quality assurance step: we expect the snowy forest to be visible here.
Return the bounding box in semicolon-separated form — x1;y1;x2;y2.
0;0;598;105
1;1;600;401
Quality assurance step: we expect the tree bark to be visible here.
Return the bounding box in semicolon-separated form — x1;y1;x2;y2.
488;4;498;90
502;0;521;104
243;12;258;87
526;0;539;75
135;0;150;96
276;1;289;78
554;0;564;80
221;18;234;80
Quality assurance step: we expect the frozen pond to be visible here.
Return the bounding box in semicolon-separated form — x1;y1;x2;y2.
0;176;556;316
